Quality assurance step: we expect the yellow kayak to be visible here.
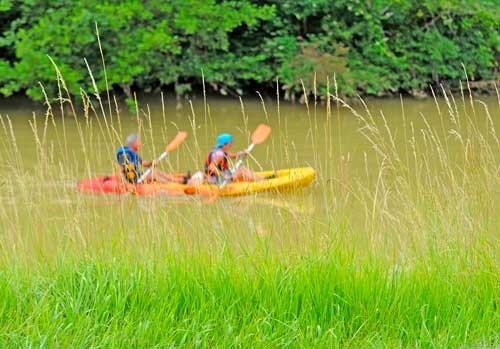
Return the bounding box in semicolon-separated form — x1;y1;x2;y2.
77;167;316;197
204;167;315;196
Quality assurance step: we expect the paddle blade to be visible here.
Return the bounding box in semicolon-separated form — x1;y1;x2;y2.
251;124;272;145
203;189;220;204
183;185;219;204
165;131;188;152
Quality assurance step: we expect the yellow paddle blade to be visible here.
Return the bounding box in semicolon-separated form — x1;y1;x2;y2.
165;131;188;152
251;124;272;145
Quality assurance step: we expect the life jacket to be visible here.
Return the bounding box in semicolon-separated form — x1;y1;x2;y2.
204;149;229;176
116;146;141;183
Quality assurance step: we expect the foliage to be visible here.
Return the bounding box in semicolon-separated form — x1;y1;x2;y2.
0;0;273;99
0;0;498;100
262;0;499;97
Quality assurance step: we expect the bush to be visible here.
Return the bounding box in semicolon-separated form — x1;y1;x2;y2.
0;0;498;100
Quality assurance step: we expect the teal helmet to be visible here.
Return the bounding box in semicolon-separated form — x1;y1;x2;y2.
215;133;233;148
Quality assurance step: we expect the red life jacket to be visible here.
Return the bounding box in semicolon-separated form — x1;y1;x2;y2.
204;150;229;176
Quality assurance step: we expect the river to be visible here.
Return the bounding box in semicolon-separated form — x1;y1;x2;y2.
0;92;499;260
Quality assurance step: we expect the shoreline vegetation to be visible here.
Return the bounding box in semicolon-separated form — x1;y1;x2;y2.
0;1;498;104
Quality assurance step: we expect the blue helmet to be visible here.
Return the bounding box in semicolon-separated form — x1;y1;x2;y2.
215;133;233;148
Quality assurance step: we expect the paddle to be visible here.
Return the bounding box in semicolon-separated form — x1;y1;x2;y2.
203;123;272;203
137;131;188;184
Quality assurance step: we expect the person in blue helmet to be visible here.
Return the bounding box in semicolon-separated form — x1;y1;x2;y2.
116;133;184;184
204;133;264;184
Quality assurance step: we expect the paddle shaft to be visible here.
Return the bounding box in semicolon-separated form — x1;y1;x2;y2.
134;131;187;184
137;151;168;184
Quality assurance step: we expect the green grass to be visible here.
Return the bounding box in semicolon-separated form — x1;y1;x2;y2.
0;249;498;348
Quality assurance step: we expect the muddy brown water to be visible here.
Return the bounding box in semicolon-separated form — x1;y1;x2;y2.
0;92;499;259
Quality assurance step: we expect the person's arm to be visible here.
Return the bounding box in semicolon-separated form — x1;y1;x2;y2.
141;159;159;168
226;150;247;159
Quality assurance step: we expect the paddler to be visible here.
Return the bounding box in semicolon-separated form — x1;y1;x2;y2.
204;133;265;184
116;133;187;184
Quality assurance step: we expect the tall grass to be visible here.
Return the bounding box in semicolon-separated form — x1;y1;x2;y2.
0;61;499;347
